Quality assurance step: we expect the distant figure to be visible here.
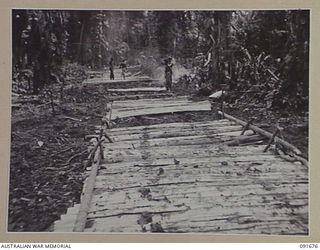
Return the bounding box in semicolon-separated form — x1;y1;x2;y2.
119;59;127;80
164;56;174;92
109;58;114;80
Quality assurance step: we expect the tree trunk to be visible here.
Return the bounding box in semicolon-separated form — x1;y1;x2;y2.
78;22;85;63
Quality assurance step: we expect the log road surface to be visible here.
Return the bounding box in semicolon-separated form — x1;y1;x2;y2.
53;73;308;234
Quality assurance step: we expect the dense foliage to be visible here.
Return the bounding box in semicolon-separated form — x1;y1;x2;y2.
12;9;309;112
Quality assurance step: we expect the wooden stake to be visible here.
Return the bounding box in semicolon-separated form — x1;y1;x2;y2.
240;118;254;135
108;101;113;126
104;134;114;143
97;129;104;160
47;90;55;115
263;127;279;152
220;90;224;119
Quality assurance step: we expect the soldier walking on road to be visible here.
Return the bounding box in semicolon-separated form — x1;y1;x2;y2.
109;58;115;80
164;56;174;92
120;59;127;80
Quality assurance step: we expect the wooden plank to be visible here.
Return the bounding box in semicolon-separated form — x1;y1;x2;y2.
107;119;233;132
93;171;308;191
96;159;306;178
90;189;308;218
112;101;211;119
83;215;306;233
73;138;104;232
97;158;305;178
111;98;198;109
98;156;300;177
107;124;238;137
84;77;155;85
112;95;191;104
108;131;254;148
109;125;243;141
104;143;272;161
92;176;308;203
93;178;308;198
94;135;225;150
112;103;209;112
91;184;308;208
114;102;209;111
109;93;172;101
103;135;245;150
108;87;167;93
113;98;194;106
111;97;202;111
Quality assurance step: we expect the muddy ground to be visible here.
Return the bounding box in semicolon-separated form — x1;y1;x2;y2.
8;74;308;232
9;80;110;231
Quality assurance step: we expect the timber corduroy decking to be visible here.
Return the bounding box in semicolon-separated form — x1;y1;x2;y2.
82;119;308;234
52;74;308;234
111;96;212;119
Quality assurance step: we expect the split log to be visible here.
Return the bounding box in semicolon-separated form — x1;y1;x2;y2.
84;77;154;85
107;87;166;93
227;134;265;146
73;138;104;232
88;207;189;220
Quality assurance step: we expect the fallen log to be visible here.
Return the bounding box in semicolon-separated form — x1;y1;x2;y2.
218;111;302;156
73;138;104;232
227;134;265;146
